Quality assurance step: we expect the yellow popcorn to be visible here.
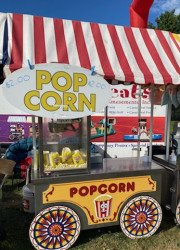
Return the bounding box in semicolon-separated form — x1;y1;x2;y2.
72;150;85;165
49;152;61;168
62;147;73;164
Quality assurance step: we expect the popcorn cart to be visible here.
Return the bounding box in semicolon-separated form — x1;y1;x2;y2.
0;12;179;250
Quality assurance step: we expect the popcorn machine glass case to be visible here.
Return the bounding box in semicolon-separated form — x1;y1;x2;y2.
38;117;90;175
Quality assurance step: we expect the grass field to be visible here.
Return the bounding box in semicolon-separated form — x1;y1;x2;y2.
0;180;179;250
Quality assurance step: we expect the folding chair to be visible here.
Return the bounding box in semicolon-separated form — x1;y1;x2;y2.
0;158;16;200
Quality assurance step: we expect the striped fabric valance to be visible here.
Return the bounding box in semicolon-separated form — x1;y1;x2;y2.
0;12;180;85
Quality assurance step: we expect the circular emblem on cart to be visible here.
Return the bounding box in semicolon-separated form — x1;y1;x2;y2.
120;196;162;239
29;205;81;250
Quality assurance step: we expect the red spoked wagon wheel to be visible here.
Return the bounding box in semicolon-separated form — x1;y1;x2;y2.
120;196;162;239
29;206;81;250
176;201;180;225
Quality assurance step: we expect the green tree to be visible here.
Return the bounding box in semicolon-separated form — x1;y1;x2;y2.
148;10;180;33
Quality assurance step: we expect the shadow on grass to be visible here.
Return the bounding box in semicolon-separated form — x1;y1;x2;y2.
1;179;25;208
72;207;177;249
159;207;177;232
0;207;34;250
71;211;177;250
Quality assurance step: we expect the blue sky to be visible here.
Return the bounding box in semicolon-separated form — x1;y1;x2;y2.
0;0;179;26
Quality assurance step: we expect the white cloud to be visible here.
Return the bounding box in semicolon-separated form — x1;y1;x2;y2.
152;0;180;15
175;8;180;14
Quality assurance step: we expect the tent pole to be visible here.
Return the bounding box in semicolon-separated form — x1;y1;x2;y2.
32;116;38;171
164;105;168;146
104;106;108;158
166;100;172;160
137;85;142;158
149;84;154;162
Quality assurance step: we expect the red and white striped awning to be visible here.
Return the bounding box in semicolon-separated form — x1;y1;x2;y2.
0;13;7;64
2;13;180;85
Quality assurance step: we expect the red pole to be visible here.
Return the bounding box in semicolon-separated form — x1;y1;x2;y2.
130;0;154;28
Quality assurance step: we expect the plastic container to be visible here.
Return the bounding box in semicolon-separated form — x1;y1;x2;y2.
131;147;142;157
169;150;177;162
143;150;150;162
22;184;35;213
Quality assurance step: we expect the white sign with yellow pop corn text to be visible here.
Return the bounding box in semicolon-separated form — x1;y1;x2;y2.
2;63;112;119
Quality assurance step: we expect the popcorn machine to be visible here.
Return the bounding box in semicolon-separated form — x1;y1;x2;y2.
36;117;90;175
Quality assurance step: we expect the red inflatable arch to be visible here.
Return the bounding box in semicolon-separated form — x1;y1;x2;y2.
130;0;154;28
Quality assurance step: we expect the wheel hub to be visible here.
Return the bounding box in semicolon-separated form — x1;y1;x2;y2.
49;223;63;237
136;212;147;224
